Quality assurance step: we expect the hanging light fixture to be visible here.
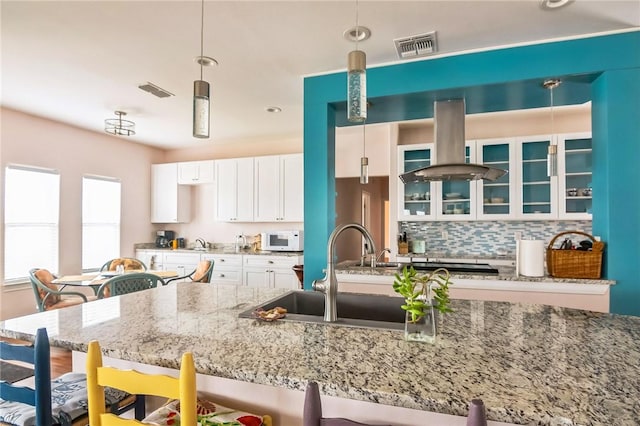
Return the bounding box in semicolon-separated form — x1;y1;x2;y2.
544;78;561;177
346;0;369;123
193;0;217;139
104;111;135;136
360;122;369;184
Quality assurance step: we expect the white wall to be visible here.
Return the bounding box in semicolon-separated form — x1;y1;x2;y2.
0;107;165;319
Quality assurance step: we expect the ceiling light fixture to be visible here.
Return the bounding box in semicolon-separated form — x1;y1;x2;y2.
544;78;561;177
193;0;218;139
265;106;282;113
104;111;135;136
347;0;367;123
540;0;574;10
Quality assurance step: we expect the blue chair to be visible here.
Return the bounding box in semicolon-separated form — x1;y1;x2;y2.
97;272;165;299
1;329;142;426
0;328;53;426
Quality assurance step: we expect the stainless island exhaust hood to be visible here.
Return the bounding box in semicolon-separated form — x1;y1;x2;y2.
399;99;507;182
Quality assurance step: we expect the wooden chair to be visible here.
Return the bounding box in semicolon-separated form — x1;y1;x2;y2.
97;272;165;299
165;260;214;284
303;381;389;426
29;268;95;312
0;329;137;426
99;258;147;272
86;340;197;426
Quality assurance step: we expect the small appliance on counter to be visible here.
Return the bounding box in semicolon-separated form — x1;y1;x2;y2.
155;230;175;248
260;230;303;252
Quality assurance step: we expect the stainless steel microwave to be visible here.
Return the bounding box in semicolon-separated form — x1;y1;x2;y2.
260;230;304;252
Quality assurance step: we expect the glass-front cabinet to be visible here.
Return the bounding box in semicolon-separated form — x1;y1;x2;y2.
516;135;558;219
398;144;436;220
397;132;591;221
558;132;592;219
435;144;476;220
477;138;517;219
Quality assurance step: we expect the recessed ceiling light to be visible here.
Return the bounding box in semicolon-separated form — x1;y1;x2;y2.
343;26;371;42
194;56;218;67
266;106;282;113
540;0;574;10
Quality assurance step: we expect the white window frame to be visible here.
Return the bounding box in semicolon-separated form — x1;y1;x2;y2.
82;175;121;272
3;165;60;284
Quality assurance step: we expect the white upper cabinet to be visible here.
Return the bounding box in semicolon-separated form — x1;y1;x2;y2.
557;132;592;220
151;163;191;223
215;157;254;222
254;154;303;222
476;138;518;220
397;144;437;221
336;123;391;178
177;160;215;184
515;134;558;220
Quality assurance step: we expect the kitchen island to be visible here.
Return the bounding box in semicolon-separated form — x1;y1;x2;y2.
1;283;638;425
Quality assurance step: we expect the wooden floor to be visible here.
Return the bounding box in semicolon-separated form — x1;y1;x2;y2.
0;337;72;378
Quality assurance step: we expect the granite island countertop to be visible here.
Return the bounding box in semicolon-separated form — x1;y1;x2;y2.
1;283;637;425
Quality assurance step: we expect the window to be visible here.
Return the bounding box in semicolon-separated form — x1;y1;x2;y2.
82;176;121;271
4;165;60;282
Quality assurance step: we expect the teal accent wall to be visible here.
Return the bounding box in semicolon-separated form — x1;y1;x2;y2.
303;31;640;315
592;69;640;315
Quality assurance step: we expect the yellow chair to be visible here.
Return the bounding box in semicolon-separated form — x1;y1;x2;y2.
86;341;273;426
86;340;197;425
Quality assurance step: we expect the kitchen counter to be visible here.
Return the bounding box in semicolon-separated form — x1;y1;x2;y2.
336;261;616;286
135;244;303;257
1;283;638;425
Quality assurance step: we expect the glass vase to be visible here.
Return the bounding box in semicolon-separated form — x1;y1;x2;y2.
404;304;437;343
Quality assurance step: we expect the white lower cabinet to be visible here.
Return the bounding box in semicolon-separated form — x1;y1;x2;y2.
201;254;243;285
242;255;303;289
135;249;165;271
163;252;200;282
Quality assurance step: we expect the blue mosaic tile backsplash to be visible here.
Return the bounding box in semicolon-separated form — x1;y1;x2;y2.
399;220;593;257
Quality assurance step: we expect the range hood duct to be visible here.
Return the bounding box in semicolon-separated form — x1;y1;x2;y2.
399;99;507;182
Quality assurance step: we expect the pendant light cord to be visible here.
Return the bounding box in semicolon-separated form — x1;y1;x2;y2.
362;121;366;157
355;0;359;51
550;86;555;137
200;0;204;80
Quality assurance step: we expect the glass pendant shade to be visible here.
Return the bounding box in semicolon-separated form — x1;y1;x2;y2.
547;144;558;177
347;50;367;123
360;156;369;184
193;80;210;138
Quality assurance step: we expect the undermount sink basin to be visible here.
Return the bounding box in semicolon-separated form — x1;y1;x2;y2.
358;261;403;268
239;291;406;331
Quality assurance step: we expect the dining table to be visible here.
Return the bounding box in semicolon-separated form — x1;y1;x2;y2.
52;270;179;295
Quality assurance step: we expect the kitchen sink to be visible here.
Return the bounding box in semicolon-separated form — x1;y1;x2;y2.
239;291;406;331
359;261;403;268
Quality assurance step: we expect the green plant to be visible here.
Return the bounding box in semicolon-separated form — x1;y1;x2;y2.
392;266;453;323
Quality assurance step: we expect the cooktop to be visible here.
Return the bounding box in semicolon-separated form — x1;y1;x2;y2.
410;261;499;275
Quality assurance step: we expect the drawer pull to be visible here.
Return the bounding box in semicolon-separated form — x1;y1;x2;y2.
219;273;225;277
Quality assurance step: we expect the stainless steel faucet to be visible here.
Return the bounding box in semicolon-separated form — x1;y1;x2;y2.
312;223;377;322
376;248;392;263
195;238;206;249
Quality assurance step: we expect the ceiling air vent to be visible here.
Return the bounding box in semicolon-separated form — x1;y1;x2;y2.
138;82;175;98
394;31;437;59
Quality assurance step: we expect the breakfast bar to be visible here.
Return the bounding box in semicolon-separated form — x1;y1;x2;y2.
1;283;638;425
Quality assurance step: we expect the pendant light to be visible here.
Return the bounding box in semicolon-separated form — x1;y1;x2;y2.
347;0;368;123
104;111;135;136
193;0;217;139
360;122;369;184
544;78;561;177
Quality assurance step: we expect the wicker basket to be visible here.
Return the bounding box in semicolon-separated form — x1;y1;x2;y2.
546;230;604;279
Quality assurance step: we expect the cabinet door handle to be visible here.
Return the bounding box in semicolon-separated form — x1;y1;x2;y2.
219;273;225;277
220;259;225;262
268;260;274;264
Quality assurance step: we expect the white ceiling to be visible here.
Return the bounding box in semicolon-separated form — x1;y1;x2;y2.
2;1;639;149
